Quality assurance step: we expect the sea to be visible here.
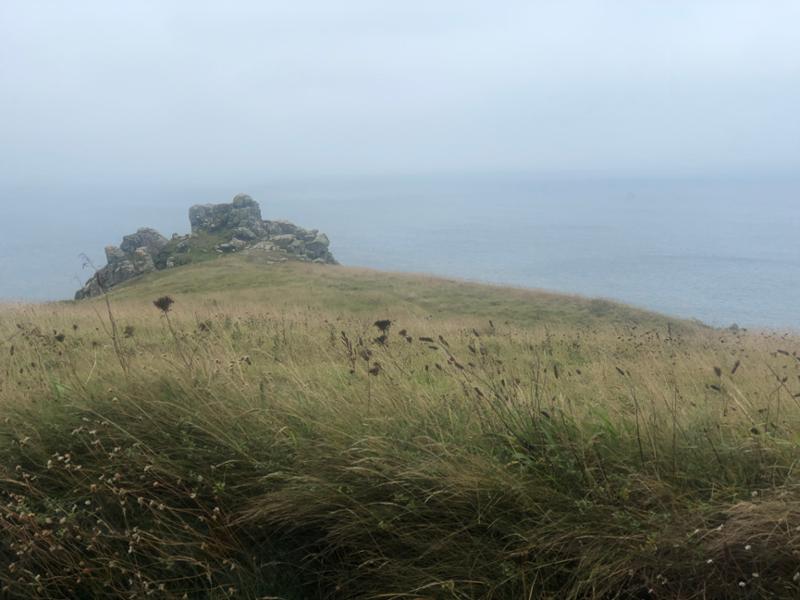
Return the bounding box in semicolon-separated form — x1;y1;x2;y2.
1;175;798;330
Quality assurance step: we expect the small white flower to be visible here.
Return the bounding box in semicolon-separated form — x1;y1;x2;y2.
706;559;714;564
745;544;752;551
739;581;746;588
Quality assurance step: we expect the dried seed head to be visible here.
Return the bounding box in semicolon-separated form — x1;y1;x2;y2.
153;296;175;313
373;319;392;333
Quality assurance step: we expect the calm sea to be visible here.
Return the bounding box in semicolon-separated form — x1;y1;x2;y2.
1;176;798;330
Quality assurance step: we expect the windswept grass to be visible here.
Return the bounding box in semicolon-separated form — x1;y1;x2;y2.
1;261;799;598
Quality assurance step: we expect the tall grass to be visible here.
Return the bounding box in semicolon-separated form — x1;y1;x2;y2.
1;285;799;598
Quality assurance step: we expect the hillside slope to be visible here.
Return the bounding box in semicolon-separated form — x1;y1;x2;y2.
1;258;799;599
102;252;693;331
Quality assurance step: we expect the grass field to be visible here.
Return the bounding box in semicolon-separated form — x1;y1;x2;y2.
1;254;799;598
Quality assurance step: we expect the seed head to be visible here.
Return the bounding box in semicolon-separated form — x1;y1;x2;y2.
153;296;175;314
373;319;392;333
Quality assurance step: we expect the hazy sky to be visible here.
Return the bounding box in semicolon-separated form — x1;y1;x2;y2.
1;1;799;186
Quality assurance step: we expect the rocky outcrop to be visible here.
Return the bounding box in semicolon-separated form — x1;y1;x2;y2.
74;194;336;299
75;229;168;299
185;194;335;262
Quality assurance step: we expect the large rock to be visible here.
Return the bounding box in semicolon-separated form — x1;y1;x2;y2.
305;233;330;257
189;193;264;234
120;228;168;255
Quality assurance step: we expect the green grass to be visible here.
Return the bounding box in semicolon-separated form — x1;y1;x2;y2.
152;231;234;269
1;257;799;599
106;253;690;330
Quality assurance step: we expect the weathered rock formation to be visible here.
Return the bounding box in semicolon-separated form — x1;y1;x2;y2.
75;194;336;299
188;193;267;236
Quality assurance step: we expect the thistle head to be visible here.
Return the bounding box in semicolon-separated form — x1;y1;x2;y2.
153;296;175;314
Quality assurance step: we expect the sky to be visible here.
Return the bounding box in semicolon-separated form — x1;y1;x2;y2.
1;0;799;186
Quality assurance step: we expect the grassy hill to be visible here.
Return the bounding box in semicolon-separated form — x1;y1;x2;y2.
1;255;799;599
105;252;688;327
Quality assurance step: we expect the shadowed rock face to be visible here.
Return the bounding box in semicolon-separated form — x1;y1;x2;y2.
74;194;336;299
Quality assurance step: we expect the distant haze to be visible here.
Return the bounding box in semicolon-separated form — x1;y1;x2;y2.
1;1;799;184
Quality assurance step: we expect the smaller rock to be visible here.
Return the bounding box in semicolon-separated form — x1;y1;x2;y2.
266;221;299;236
105;246;126;264
216;238;248;253
249;241;277;252
132;247;157;273
271;234;296;249
232;227;257;241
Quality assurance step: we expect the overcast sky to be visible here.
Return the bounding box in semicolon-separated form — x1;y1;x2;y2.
1;1;799;186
